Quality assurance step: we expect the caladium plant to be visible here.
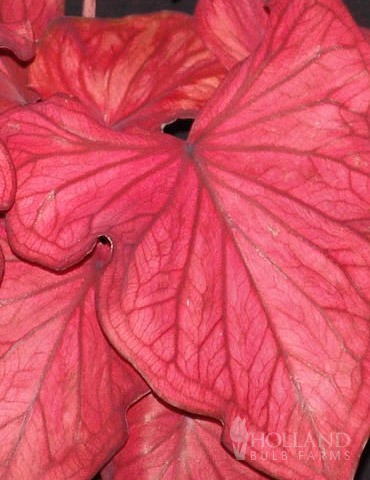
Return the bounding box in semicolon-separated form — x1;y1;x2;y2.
0;0;370;479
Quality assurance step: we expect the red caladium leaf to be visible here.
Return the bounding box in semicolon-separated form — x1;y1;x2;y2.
195;0;268;69
101;394;268;480
28;13;225;129
95;0;370;479
0;0;64;41
0;223;149;480
0;141;15;211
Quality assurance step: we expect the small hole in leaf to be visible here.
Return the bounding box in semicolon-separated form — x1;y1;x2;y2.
163;118;194;140
355;438;370;479
98;235;111;246
95;236;112;271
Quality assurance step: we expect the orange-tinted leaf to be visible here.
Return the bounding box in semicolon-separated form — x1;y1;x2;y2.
29;13;225;129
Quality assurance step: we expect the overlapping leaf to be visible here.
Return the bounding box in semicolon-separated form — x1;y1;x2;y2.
29;12;225;130
0;5;40;113
0;224;149;480
0;0;64;112
101;394;268;480
195;0;268;69
0;0;64;41
1;94;183;268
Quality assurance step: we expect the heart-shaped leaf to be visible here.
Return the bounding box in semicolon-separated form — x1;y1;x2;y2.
29;13;225;130
0;224;149;480
195;0;268;69
96;0;370;478
101;394;269;480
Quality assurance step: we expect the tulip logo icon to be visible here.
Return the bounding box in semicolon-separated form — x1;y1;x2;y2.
230;416;248;460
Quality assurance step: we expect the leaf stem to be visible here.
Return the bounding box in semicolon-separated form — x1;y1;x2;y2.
82;0;96;18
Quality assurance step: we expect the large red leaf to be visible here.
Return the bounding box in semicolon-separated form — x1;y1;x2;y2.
0;0;64;41
1;94;182;269
0;224;149;480
2;0;370;478
0;141;15;211
96;0;370;479
195;0;268;69
101;394;268;480
28;13;225;130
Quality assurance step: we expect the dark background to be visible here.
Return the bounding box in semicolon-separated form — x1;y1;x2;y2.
65;0;370;26
64;1;370;479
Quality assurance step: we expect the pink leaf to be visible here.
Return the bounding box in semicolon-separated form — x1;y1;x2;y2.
0;0;64;41
2;95;183;269
0;141;15;211
28;13;225;129
101;394;269;480
0;223;149;479
195;0;268;69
